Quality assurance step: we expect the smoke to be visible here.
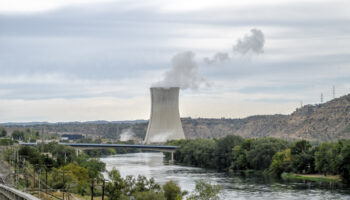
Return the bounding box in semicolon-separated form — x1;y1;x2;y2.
119;128;135;142
148;132;172;143
233;29;265;55
152;51;205;90
203;52;229;65
154;28;265;89
204;28;265;65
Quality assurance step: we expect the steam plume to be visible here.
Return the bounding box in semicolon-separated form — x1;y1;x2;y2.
204;28;265;65
153;51;205;90
233;29;265;55
119;128;135;141
203;52;229;65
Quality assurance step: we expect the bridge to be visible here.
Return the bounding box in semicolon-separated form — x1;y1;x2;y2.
20;142;179;163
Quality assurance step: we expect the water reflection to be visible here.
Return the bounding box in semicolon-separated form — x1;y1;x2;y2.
100;152;350;200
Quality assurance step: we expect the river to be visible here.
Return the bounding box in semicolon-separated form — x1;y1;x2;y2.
100;152;350;200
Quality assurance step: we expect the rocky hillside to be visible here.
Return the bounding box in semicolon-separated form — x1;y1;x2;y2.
182;94;350;141
2;94;350;142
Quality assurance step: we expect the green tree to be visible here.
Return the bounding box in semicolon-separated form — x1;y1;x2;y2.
105;169;126;200
12;130;25;141
0;127;7;137
163;181;182;200
269;148;292;177
290;140;315;174
338;140;350;184
187;180;222;200
215;135;243;170
315;142;341;175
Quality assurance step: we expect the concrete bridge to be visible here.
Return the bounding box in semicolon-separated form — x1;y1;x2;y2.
0;184;39;200
20;142;179;162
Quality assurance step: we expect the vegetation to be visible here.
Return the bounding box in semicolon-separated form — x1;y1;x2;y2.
0;126;7;137
105;169;219;200
169;136;350;185
11;128;39;142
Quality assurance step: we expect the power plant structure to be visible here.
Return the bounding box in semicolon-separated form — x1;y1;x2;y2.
144;87;186;144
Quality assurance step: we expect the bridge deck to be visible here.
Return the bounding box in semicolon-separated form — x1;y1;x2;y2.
20;143;179;151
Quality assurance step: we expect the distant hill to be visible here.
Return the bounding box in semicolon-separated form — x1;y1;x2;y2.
182;94;350;141
2;94;350;142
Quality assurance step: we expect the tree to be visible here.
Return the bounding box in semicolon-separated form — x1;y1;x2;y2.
315;142;341;175
215;135;243;170
269;149;292;177
290;140;315;174
338;140;350;184
0;127;7;137
60;163;90;195
163;181;182;200
187;180;222;200
246;138;289;170
105;169;126;200
12;130;25;141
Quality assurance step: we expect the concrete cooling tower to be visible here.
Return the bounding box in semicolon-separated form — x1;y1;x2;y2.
144;87;185;144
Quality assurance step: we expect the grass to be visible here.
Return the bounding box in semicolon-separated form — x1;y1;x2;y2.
281;172;341;183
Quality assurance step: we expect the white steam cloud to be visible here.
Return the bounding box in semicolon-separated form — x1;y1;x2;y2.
119;128;135;141
233;29;265;55
203;52;229;65
148;132;172;143
204;28;265;65
152;51;205;90
154;28;265;90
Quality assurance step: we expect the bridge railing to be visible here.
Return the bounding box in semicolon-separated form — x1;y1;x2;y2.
0;184;40;200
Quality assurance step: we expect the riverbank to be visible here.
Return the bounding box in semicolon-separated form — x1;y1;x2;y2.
281;173;341;183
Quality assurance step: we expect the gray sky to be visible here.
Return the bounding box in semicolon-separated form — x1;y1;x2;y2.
0;0;350;122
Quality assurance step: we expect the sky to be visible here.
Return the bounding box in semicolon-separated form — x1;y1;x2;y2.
0;0;350;122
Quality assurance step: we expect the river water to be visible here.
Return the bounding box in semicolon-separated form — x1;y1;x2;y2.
100;152;350;200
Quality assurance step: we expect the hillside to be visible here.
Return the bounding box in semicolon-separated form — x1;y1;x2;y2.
2;94;350;142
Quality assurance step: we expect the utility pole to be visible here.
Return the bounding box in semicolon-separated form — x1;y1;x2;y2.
321;93;323;103
333;85;335;99
300;100;303;108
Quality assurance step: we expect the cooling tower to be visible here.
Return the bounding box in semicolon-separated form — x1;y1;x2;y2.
144;87;185;144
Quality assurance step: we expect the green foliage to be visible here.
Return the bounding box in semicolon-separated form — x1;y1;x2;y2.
163;181;182;200
215;135;243;170
61;163;90;194
0;127;7;137
0;138;13;145
315;142;341;175
187;180;222;200
133;190;166;200
12;130;25;141
338;140;350;184
290;140;315;174
105;169;163;200
75;154;106;179
231;138;289;171
11;129;39;142
174;139;217;168
269;148;292;177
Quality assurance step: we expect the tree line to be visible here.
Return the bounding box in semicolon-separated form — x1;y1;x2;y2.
5;142;222;199
167;136;350;184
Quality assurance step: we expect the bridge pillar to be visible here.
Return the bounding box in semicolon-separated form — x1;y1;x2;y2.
169;152;174;165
